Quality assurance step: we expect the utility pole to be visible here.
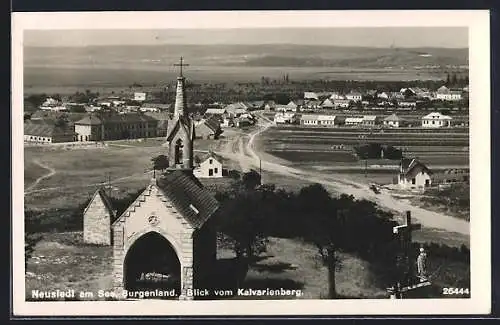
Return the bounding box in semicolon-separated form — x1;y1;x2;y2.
259;158;262;185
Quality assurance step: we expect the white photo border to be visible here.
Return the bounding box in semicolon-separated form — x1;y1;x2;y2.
11;9;491;316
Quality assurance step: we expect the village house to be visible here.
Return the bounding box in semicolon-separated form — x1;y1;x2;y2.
383;114;404;128
275;104;296;112
346;91;362;102
24;120;75;143
300;114;338;127
140;103;171;113
83;188;116;245
333;99;350;109
225;102;249;117
143;111;170;137
362;115;379;127
304;92;319;100
304;99;322;109
398;158;432;190
397;101;417;109
204;107;228;118
286;100;299;111
134;92;147;101
264;100;276;111
321;98;334;109
345;117;364;126
377;92;391;100
193;152;223;178
274;112;298;124
74;113;159;141
194;117;222;140
421;112;452;128
330;92;346;100
435;86;462;101
234;116;253;128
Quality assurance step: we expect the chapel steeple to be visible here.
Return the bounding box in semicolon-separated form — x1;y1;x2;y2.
165;57;195;171
173;57;189;118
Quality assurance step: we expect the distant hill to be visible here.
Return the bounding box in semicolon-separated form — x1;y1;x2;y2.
24;44;468;69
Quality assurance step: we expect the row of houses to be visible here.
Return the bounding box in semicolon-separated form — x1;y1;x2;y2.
274;112;454;128
24;112;223;144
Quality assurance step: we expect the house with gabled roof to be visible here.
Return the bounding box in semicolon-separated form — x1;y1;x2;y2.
383;113;404;128
321;98;334;109
83;188;116;245
194;116;222;140
398;158;432;190
421;112;452;128
193;151;224;178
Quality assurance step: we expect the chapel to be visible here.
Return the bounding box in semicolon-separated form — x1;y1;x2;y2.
111;58;219;300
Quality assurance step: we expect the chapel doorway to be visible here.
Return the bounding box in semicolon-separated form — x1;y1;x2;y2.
123;231;181;298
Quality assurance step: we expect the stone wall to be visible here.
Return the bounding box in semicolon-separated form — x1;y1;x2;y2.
83;194;112;245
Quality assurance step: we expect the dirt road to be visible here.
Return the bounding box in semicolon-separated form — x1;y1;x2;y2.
216;113;470;236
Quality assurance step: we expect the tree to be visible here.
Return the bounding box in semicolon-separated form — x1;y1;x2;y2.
298;183;342;298
54;115;69;128
241;170;261;190
217;189;269;261
151;154;169;171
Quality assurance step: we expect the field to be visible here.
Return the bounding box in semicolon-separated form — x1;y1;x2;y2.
257;126;469;174
24;137;222;210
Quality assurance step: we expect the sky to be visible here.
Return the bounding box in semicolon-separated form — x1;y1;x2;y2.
24;27;468;48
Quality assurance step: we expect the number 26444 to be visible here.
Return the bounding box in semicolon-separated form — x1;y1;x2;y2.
443;288;470;295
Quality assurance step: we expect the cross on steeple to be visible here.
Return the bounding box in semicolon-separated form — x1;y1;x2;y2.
174;57;189;78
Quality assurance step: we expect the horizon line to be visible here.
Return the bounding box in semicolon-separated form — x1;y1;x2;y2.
24;43;469;49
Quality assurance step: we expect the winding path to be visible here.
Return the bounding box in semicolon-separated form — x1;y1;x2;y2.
25;160;57;193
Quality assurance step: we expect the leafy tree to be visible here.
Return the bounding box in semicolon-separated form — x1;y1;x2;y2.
298;183;342;298
25;94;47;108
151;154;169;171
241;170;261;190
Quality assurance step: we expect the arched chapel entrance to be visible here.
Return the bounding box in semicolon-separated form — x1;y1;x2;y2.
123;231;181;298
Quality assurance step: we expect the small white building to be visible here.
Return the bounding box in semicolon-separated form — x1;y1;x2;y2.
193;153;223;178
304;92;319;100
345;117;364;126
134;92;147;101
275;105;296;112
330;92;345;100
333;99;350;108
398;158;432;190
383;114;403;128
346;92;362;102
274;112;297;124
435;86;462;101
421;112;452;128
205;108;228;116
362;115;379;126
300;114;337;127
